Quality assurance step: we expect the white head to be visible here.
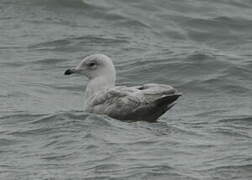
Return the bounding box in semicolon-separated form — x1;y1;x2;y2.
65;54;116;96
65;54;116;80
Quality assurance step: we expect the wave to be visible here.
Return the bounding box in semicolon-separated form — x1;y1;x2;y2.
217;116;252;124
198;164;252;180
29;35;129;52
31;0;88;9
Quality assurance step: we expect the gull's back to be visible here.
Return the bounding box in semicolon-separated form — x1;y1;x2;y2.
85;83;181;122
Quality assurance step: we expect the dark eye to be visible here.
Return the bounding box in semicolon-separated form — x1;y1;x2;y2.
88;62;96;67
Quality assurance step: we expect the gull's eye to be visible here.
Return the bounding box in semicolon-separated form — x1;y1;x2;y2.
88;62;96;67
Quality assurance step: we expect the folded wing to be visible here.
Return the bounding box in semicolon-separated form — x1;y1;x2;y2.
86;83;181;122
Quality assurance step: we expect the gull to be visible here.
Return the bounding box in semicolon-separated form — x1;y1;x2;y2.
65;54;181;122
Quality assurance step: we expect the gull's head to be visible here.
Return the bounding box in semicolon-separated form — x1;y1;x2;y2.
64;54;116;81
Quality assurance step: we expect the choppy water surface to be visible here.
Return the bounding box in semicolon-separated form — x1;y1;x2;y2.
0;0;252;179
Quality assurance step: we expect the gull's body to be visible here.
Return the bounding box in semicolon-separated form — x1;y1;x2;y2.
65;54;181;122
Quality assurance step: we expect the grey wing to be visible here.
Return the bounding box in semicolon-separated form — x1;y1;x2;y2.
122;93;181;122
121;83;181;121
85;86;142;118
87;84;181;121
133;83;178;102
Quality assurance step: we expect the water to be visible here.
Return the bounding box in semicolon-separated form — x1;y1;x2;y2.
0;0;252;179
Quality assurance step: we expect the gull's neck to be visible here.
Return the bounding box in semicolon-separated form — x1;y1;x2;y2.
85;75;115;99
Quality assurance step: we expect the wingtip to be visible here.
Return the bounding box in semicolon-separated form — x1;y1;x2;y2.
175;92;182;97
155;93;181;106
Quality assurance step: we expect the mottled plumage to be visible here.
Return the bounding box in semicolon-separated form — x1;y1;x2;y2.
65;54;181;122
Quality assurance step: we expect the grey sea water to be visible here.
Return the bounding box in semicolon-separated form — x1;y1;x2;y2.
1;0;252;179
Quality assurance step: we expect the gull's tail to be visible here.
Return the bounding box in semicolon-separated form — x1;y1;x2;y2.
125;93;182;122
155;93;182;110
